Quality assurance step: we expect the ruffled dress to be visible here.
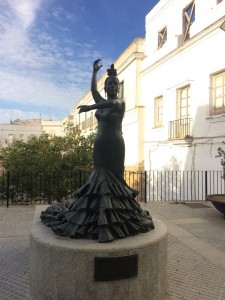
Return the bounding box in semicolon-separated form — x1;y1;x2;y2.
41;105;154;242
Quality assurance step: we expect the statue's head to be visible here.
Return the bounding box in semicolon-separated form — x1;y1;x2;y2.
104;64;120;98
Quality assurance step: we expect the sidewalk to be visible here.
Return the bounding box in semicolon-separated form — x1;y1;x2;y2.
0;202;225;300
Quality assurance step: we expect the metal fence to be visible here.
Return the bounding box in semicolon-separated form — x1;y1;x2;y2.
0;171;90;206
0;170;146;206
146;170;225;202
0;170;224;205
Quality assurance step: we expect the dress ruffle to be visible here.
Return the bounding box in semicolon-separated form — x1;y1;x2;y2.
41;167;154;243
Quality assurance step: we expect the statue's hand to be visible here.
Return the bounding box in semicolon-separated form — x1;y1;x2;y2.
93;59;102;72
77;105;90;114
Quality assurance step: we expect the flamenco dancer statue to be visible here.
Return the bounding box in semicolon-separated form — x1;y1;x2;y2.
41;59;154;242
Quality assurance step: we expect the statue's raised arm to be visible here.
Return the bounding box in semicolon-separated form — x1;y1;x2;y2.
78;60;125;114
91;59;105;103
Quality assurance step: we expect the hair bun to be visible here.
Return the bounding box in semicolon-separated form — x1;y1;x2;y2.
107;64;117;76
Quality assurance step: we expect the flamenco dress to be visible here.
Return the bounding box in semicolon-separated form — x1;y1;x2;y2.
41;107;154;242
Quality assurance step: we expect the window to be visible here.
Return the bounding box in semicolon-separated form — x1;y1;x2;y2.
8;134;15;144
213;71;225;114
177;86;190;119
158;26;167;49
90;112;94;128
82;112;87;130
168;86;191;139
119;81;124;98
183;1;195;42
49;130;55;136
154;96;163;127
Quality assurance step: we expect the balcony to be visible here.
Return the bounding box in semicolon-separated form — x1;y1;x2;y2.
168;118;192;140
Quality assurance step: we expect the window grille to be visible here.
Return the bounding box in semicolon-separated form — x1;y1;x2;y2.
119;81;124;99
158;26;167;49
176;86;190;120
154;96;163;127
213;71;225;114
183;1;195;42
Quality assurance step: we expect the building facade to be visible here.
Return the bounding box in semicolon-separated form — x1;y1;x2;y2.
142;0;225;171
0;118;65;148
69;0;225;173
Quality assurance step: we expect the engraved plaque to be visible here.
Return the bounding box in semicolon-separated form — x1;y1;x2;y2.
94;254;138;281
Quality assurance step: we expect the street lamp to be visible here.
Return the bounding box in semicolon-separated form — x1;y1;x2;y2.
220;20;225;31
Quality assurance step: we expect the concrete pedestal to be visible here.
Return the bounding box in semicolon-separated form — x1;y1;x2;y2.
30;206;167;300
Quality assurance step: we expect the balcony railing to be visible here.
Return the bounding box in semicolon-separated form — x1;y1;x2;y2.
168;118;192;140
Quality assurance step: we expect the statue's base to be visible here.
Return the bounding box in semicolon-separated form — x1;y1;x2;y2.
30;206;167;300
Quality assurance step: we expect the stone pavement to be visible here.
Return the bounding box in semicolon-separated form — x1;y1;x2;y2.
0;206;35;300
0;202;225;300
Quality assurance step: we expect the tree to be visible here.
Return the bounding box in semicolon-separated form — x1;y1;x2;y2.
0;128;95;202
1;129;95;173
216;141;225;180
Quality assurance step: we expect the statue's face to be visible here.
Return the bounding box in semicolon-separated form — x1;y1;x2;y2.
105;77;119;97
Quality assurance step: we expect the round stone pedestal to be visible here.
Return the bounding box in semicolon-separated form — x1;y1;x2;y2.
30;206;167;300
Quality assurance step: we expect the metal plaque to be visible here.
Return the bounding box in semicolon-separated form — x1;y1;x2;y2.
94;254;138;281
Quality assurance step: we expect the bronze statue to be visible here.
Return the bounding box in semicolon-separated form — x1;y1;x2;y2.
41;60;154;242
79;59;125;179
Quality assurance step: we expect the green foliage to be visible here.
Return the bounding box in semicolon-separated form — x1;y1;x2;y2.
0;127;95;202
1;129;95;173
216;141;225;180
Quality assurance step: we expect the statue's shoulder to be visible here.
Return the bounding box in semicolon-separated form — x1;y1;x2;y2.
119;98;125;109
115;98;125;113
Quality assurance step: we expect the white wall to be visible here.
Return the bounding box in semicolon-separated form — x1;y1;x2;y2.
142;0;225;171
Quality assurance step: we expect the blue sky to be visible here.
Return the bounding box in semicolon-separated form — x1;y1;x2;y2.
0;0;159;124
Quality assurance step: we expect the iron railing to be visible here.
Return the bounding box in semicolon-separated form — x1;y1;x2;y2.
0;170;224;205
0;171;90;206
146;170;225;202
0;170;146;206
168;118;192;140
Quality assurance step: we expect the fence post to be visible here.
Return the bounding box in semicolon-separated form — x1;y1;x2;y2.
6;172;9;207
205;171;208;197
79;171;82;187
144;171;147;203
48;173;51;204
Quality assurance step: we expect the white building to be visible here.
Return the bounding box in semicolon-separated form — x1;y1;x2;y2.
69;0;225;174
0;118;65;148
142;0;225;171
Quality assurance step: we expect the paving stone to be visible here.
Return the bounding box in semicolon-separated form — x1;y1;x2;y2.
0;236;30;299
145;202;222;220
165;235;225;300
0;206;35;237
1;203;225;300
178;221;225;253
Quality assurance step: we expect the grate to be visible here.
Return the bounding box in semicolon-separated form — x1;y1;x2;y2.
184;203;210;208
